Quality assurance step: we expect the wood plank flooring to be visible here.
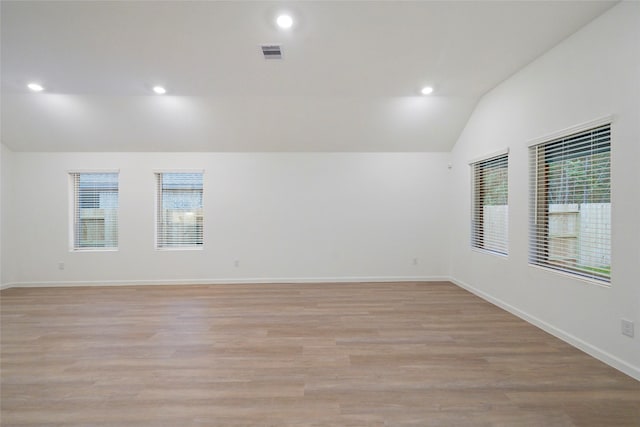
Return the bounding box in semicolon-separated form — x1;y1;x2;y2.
1;281;639;426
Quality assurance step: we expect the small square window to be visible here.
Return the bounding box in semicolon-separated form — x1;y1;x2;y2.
71;173;118;250
156;172;204;249
471;153;509;255
529;123;611;282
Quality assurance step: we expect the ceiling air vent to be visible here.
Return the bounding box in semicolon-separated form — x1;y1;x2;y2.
261;44;282;60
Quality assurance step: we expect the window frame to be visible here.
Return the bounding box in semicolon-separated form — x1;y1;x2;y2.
528;118;612;284
69;170;120;252
155;171;205;250
470;150;509;256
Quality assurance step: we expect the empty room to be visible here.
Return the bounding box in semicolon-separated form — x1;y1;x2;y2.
1;1;639;426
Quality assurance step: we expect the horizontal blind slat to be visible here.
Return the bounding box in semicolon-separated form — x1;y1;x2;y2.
71;172;119;250
471;152;508;255
156;172;204;248
529;124;611;282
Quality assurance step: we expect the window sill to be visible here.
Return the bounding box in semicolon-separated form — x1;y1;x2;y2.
528;263;611;288
70;248;119;253
471;247;509;258
155;246;204;251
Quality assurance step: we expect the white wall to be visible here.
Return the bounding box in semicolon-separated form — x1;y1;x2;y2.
0;144;2;284
3;152;451;287
448;2;640;379
1;144;14;285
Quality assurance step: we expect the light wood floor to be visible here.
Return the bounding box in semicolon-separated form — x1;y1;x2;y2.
1;282;639;426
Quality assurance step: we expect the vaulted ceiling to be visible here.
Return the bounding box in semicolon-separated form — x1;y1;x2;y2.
1;1;616;152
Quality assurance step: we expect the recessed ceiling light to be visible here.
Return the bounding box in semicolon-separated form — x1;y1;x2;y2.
153;86;167;95
421;86;434;95
276;14;293;29
27;83;44;92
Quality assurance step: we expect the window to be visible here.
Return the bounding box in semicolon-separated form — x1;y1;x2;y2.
471;152;509;255
529;123;611;282
71;172;119;250
156;172;204;249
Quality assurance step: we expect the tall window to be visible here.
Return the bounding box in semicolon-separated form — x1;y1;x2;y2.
471;152;509;255
529;123;611;282
156;172;204;249
71;172;119;250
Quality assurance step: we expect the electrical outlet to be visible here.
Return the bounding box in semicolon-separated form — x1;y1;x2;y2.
58;262;65;271
413;258;418;265
234;260;240;268
621;319;634;338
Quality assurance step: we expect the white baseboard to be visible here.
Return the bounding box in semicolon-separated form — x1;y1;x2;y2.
0;275;450;289
448;276;640;382
1;282;16;290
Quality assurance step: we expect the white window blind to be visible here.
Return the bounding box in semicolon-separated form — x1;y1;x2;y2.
529;123;611;282
71;173;119;250
156;172;204;248
471;153;509;255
